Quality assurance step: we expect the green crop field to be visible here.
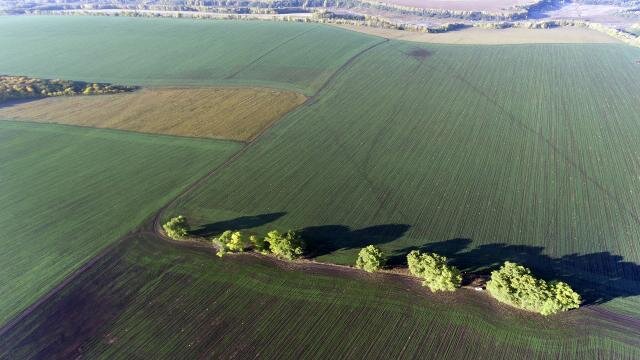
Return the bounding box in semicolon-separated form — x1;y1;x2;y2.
1;234;638;359
0;121;241;325
170;41;640;313
0;16;380;95
2;15;640;358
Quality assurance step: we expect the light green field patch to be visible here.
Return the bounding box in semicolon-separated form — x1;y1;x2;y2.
0;121;241;324
0;16;380;95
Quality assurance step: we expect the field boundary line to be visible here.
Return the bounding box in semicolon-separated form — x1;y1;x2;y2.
306;38;389;105
0;232;134;337
0;119;247;145
224;26;319;80
152;37;391;233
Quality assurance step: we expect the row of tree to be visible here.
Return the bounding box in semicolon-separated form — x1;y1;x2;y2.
162;216;304;260
0;75;136;103
354;244;581;315
214;229;303;259
162;216;581;315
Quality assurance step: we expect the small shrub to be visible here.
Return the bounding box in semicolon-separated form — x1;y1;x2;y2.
486;262;581;316
213;230;247;257
162;215;188;240
407;250;461;292
355;245;385;272
264;230;303;260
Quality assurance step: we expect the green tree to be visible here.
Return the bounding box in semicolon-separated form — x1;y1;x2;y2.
213;230;247;257
547;281;582;313
162;215;188;240
355;245;385;272
486;262;581;316
407;250;461;292
249;234;269;254
264;230;303;260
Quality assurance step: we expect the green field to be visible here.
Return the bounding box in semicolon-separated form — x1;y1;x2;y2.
2;234;638;359
0;121;241;324
2;16;640;357
0;16;380;95
170;41;640;311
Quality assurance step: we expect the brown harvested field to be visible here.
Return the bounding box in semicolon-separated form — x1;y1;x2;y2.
376;0;536;12
0;87;307;141
334;24;621;44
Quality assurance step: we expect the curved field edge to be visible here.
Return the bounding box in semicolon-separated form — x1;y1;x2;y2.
0;16;382;96
0;121;242;325
333;24;623;45
0;87;308;142
1;234;638;359
168;40;640;314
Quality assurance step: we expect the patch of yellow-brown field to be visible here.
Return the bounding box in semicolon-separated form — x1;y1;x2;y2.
0;87;307;141
333;25;621;45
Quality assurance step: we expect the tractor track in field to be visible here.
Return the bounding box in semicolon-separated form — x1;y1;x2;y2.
434;61;640;231
305;38;389;105
224;26;319;80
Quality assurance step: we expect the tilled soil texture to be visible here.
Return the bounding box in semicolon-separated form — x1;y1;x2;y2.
0;87;307;142
5;234;636;359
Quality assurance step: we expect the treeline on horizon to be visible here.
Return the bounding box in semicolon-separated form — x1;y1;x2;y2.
0;75;136;103
2;0;560;21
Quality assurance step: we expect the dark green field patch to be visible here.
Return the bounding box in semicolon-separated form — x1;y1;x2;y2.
2;235;638;359
0;121;241;324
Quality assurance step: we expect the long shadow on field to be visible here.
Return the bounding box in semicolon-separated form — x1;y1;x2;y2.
300;224;410;258
190;212;286;237
389;238;640;306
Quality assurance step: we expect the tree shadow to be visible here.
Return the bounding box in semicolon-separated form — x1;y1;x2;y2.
386;238;473;267
190;212;287;237
390;238;640;305
300;223;411;258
